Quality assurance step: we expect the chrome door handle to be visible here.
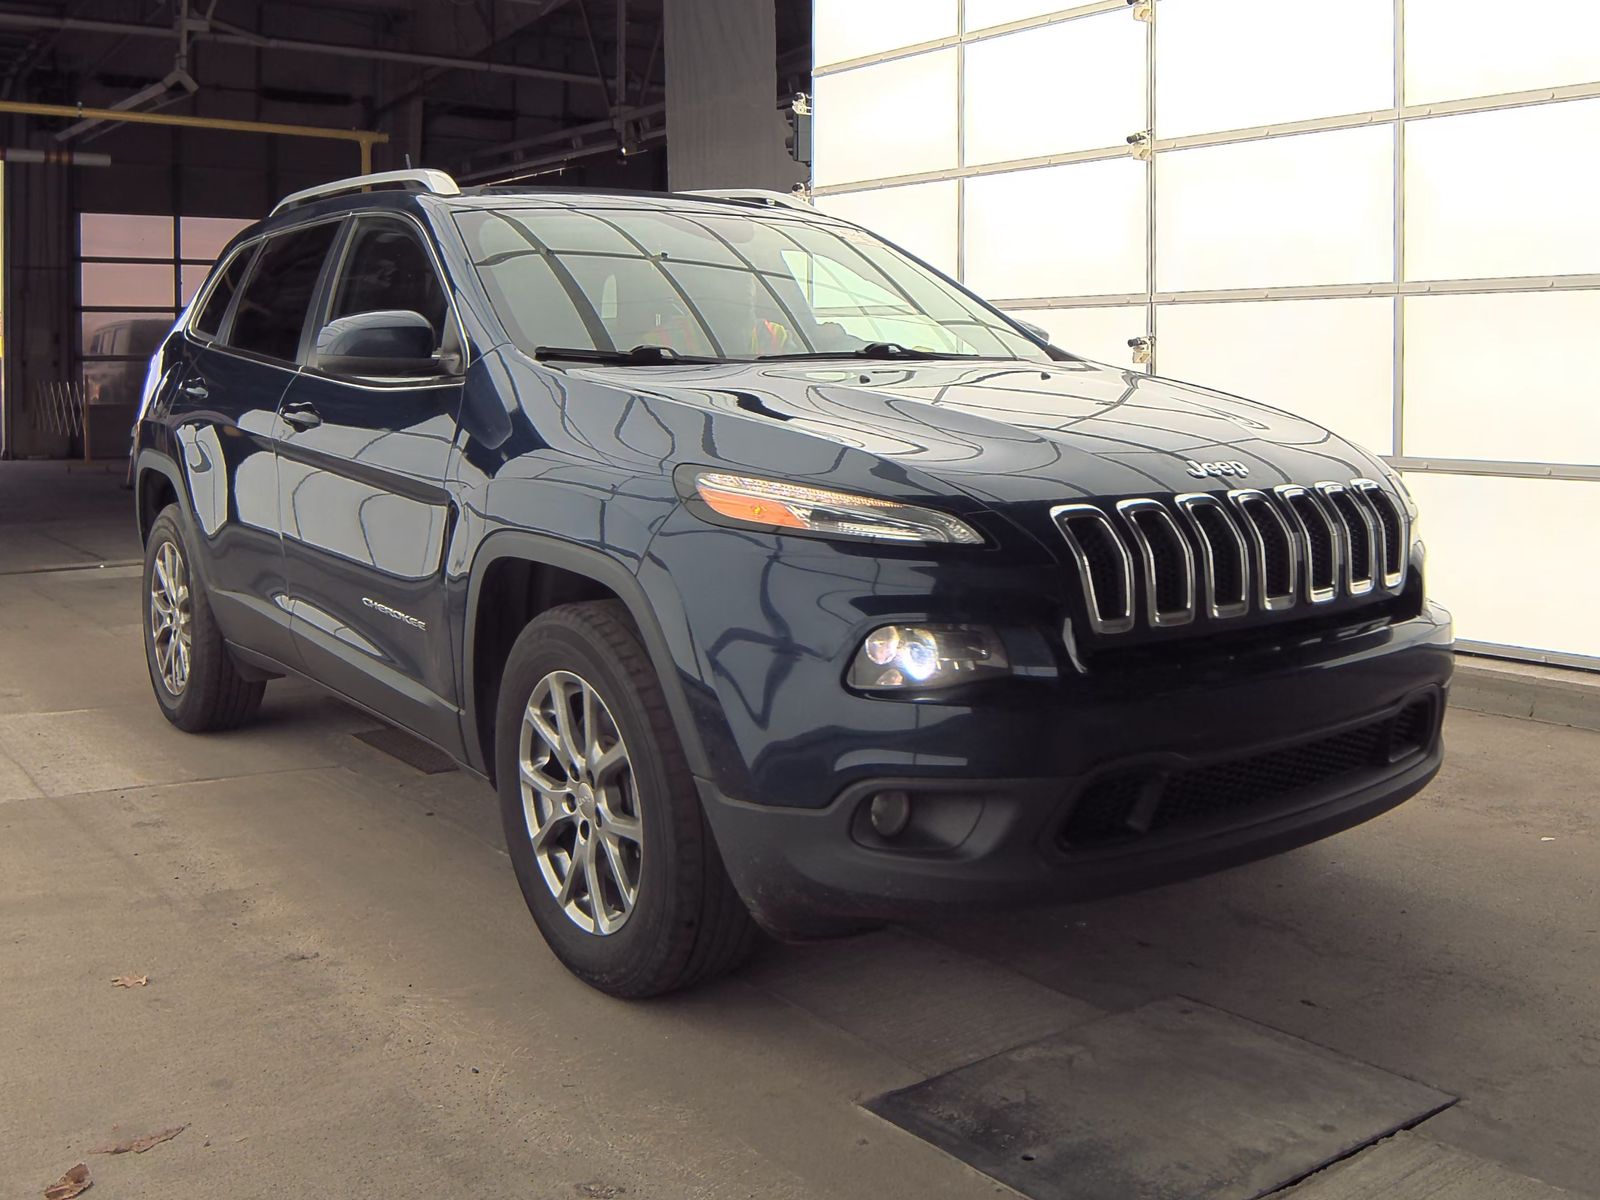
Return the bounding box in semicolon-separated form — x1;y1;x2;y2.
281;404;322;431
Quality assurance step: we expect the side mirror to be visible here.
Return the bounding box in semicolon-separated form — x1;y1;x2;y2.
1017;320;1053;346
312;309;443;378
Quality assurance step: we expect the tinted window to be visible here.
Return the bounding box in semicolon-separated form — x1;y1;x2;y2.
453;204;1045;362
191;246;255;339
329;218;449;342
227;222;339;361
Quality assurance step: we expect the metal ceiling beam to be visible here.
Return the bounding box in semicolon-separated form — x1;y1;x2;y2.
456;99;663;175
0;9;606;87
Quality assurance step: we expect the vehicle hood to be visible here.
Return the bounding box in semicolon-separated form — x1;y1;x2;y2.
571;357;1387;505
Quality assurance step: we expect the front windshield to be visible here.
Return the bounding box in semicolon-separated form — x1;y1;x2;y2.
453;199;1049;363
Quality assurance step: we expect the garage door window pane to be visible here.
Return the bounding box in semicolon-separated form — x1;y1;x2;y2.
1405;0;1600;105
1405;100;1600;282
1403;292;1600;464
812;51;958;186
80;213;173;259
1402;473;1600;659
1156;126;1394;292
964;0;1079;32
1005;305;1147;371
81;311;175;359
1157;0;1392;138
965;15;1146;165
81;261;176;308
813;182;959;277
1157;299;1395;455
179;216;253;262
815;0;955;66
965;158;1147;299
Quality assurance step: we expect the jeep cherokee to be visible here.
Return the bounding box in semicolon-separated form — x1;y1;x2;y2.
132;170;1453;997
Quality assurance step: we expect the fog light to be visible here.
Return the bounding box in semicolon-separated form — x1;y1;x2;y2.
869;790;912;838
848;624;1010;690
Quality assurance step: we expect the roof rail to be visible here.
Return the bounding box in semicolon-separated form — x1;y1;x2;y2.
681;188;813;211
271;168;461;216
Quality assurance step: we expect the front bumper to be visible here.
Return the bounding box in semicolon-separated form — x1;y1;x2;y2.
699;604;1453;938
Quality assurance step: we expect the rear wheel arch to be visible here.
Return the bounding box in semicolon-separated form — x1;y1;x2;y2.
136;457;183;545
463;534;707;784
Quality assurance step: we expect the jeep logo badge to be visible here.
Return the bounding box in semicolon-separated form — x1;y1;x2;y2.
1184;459;1250;480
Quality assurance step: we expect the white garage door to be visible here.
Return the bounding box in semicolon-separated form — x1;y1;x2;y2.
812;0;1600;667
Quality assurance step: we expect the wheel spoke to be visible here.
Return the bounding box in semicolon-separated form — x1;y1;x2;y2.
582;836;612;934
555;854;580;907
525;709;566;765
529;806;573;852
597;803;641;845
600;833;636;912
591;740;627;784
549;677;584;773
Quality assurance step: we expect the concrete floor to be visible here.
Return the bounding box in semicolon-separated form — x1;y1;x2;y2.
2;462;1596;1199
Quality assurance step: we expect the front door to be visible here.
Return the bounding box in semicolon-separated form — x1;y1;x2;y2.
274;214;465;748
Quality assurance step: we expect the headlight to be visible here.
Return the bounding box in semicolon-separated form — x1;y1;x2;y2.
848;624;1009;690
693;472;983;545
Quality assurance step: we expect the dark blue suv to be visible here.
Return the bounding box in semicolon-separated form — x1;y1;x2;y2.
133;170;1453;996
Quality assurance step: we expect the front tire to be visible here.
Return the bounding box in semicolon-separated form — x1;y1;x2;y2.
142;505;265;732
495;600;759;997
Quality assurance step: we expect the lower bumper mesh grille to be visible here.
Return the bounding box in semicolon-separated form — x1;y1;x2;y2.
1057;697;1438;851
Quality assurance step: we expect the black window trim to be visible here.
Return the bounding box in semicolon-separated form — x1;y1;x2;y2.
299;209;471;389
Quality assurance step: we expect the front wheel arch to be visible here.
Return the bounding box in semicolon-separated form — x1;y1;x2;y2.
461;533;710;785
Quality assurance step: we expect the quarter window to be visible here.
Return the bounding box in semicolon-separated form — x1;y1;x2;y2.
226;222;340;362
192;247;255;339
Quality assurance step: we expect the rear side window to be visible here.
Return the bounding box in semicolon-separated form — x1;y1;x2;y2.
226;222;339;362
329;218;449;342
191;245;255;339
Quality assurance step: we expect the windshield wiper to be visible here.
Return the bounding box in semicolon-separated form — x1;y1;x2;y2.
759;342;982;362
534;344;723;366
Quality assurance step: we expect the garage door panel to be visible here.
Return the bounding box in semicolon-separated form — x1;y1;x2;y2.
1405;100;1600;282
1004;305;1148;371
964;15;1146;165
965;159;1146;299
1402;473;1600;660
814;0;956;67
1402;292;1600;465
1157;0;1393;138
1405;0;1600;105
812;51;959;187
1156;126;1395;292
1157;299;1395;455
813;182;960;277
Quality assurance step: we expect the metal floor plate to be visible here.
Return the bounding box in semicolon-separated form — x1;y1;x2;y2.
866;996;1455;1200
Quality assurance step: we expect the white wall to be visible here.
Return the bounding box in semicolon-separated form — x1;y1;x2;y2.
812;0;1600;666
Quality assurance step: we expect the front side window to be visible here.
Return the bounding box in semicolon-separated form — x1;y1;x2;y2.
226;222;340;362
328;218;449;343
454;202;1046;363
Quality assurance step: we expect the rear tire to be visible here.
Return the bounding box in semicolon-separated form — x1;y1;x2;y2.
142;504;265;732
494;600;759;997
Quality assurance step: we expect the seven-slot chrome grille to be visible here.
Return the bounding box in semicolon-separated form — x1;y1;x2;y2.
1051;479;1409;635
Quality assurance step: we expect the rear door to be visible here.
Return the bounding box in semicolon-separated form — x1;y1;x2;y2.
166;220;341;664
274;213;466;747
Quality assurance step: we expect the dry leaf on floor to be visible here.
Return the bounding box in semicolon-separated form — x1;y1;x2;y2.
110;975;149;989
43;1162;91;1200
92;1125;186;1155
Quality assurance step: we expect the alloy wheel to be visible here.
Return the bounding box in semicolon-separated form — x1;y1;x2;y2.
149;539;193;696
518;670;643;935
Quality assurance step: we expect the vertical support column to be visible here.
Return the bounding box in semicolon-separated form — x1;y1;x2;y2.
1144;1;1158;375
663;0;802;191
955;0;966;284
1391;0;1406;460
